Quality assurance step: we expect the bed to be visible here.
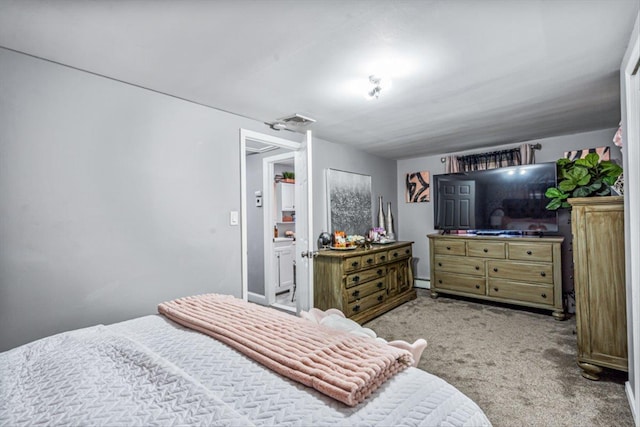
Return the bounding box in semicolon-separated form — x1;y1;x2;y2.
0;294;492;426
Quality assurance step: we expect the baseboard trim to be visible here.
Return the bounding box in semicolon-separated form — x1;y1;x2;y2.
626;381;639;427
414;278;430;289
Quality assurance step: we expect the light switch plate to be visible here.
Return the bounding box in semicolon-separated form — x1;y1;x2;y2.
229;210;239;226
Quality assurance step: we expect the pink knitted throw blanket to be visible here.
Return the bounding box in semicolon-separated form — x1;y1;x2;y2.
158;294;413;406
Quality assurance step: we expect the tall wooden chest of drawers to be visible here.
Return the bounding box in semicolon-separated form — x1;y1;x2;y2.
428;234;564;319
569;196;627;379
313;241;416;324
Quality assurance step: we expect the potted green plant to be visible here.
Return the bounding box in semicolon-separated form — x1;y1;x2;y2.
282;171;295;183
544;153;623;210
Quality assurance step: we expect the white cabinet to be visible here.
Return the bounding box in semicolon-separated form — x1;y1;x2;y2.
277;183;295;212
273;241;294;292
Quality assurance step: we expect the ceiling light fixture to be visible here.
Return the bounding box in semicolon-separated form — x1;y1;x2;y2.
367;75;383;99
366;75;392;100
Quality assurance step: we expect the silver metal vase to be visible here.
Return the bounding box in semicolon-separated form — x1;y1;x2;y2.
377;196;385;230
385;202;395;239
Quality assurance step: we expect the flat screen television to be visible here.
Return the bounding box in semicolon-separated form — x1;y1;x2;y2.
433;162;559;234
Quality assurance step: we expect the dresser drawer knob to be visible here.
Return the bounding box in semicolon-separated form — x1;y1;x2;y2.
493;268;498;272
377;295;384;302
405;249;410;254
483;248;488;253
351;261;359;267
438;279;443;284
541;293;547;299
527;250;532;255
366;258;374;264
438;262;443;267
475;266;480;270
352;290;360;298
540;272;546;277
377;282;384;288
393;252;398;258
380;255;386;261
446;246;451;250
353;305;360;312
352;276;360;283
377;269;383;275
494;287;499;292
475;284;480;289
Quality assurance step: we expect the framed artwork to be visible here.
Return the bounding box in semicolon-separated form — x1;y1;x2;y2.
405;171;430;203
326;169;372;235
564;146;610;161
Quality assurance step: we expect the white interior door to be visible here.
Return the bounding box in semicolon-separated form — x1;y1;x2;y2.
294;130;314;313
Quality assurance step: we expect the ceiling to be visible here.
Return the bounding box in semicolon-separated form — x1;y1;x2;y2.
0;0;637;159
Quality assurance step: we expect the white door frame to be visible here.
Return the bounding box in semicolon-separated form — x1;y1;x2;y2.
239;129;300;302
621;11;640;426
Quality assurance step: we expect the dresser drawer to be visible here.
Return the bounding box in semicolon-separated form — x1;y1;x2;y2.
345;266;386;288
347;289;386;317
508;242;553;262
434;255;484;275
374;251;389;263
389;246;412;260
488;279;554;306
487;260;553;284
346;277;386;303
361;252;377;268
433;239;466;256
433;272;485;295
343;255;363;272
468;241;505;259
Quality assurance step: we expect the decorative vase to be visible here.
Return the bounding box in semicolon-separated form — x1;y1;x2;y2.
385;202;395;239
377;196;385;230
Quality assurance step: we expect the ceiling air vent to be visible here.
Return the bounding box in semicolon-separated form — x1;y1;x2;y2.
277;113;316;126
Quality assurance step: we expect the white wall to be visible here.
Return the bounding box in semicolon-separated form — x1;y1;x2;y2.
396;128;621;280
0;48;282;351
312;138;397;246
0;48;398;352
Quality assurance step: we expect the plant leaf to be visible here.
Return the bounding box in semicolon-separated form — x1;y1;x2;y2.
603;175;618;185
567;166;589;182
558;180;577;192
573;186;593;197
589;179;603;190
577;173;591;186
545;187;564;198
600;161;623;178
545;199;562;210
582;153;600;168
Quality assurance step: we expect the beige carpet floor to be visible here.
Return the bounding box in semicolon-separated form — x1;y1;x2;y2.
365;289;633;427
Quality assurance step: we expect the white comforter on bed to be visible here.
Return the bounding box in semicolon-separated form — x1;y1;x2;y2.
1;315;491;426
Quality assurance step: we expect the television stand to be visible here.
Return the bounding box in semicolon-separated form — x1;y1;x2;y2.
427;233;565;319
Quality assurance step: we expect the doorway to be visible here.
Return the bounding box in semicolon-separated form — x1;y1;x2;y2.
264;152;297;312
240;129;314;314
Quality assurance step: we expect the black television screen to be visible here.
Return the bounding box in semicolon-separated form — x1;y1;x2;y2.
433;162;559;234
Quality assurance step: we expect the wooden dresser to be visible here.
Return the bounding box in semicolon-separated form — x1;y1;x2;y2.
428;233;565;319
313;241;416;323
569;196;627;380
